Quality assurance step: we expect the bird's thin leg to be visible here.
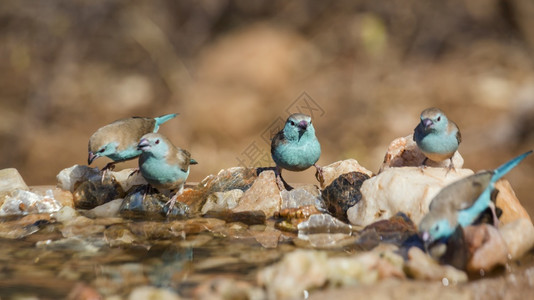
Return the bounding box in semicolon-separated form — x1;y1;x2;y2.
165;185;184;216
128;167;140;178
314;163;324;187
100;162;116;183
275;166;293;191
142;184;152;201
445;158;456;175
418;157;428;174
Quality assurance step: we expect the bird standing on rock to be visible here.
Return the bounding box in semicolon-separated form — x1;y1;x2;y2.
271;113;322;190
88;114;178;171
137;133;197;214
419;150;532;245
413;108;461;170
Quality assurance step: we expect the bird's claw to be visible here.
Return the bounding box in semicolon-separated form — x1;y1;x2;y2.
314;164;324;187
128;168;140;178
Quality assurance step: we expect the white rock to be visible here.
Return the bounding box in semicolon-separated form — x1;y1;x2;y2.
379;135;464;172
85;199;124;218
321;159;374;189
111;169;148;192
0;168;28;198
57;165;101;192
201;189;244;214
52;206;78;222
347;167;473;227
499;218;534;260
405;247;468;283
0;189;63;216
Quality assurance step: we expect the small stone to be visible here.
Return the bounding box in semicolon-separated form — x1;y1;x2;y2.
60;216;106;237
347;167;473;227
104;225;139;247
0;168;28;198
379;135;464;172
120;186;189;219
53;206;78;223
84;199;124;218
464;224;508;272
320;159;374;189
499;218;534;260
57;165;101;192
0;214;52;239
495;179;532;225
253;226;282;248
404;247;468;283
232;170;281;218
73;176;124;209
298;213;353;235
128;286;182;300
0;189;63;216
357;212;418;249
281;185;322;210
201;189;243;214
322;172;370;222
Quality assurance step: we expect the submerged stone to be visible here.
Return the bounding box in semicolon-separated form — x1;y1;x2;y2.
322;172;370;222
104;225;140;247
203;210;266;225
298;213;353;235
120;185;189;219
0;214;52;239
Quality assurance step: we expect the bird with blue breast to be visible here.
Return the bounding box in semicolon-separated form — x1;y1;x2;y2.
88;113;178;172
137;132;198;214
271;113;322;190
419;150;532;245
413;107;461;171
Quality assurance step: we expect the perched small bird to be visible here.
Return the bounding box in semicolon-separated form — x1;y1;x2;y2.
419;150;532;245
413;108;461;170
271;113;322;190
137;133;197;213
88;114;177;171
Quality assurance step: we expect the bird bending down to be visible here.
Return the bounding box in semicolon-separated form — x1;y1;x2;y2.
419;150;532;246
413;108;461;171
271;113;322;190
88;114;178;180
137;133;197;215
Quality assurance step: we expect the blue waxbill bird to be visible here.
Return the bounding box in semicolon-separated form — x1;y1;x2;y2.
413;108;461;170
88;114;178;171
419;150;532;245
137;133;197;214
271;113;322;190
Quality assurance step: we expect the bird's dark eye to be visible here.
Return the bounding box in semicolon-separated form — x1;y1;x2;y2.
290;121;295;126
99;148;105;153
437;116;441;122
155;139;160;144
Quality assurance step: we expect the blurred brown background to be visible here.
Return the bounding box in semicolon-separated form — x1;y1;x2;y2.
1;0;534;213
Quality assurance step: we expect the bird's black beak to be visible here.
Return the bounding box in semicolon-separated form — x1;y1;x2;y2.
422;118;433;128
137;138;150;151
88;152;98;165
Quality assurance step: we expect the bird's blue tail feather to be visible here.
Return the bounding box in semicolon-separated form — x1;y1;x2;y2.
491;150;532;184
153;113;178;132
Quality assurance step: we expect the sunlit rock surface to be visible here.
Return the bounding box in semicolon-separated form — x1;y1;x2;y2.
347;167;473;226
320;159;374;189
232;170;281;218
0;168;29;197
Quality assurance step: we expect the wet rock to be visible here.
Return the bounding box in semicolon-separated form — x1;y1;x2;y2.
53;206;78;223
322;172;370;222
379;135;464;172
84;199;123;218
347;167;473;227
253;226;282;248
295;233;357;249
274;205;322;232
128;286;181;300
0;214;52;239
298;213;353;235
203;210;266;225
404;247;468;283
31;186;74;208
0;168;28;198
73;176;124;209
201;189;243;214
176;167;257;213
464;224;508;273
232;170;281;218
500;218;534;260
57;165;101;192
104;225;140;247
0;189;64;216
320;159;374;189
194;277;265;300
495;179;532;225
257;249;404;299
60;216;106;238
357;213;418;250
36;236;105;252
120;185;189;219
280;185;323;210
